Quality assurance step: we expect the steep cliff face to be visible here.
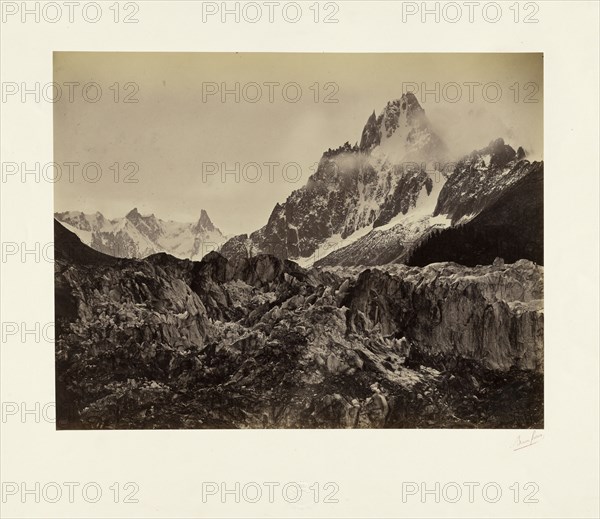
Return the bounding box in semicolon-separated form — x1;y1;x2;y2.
408;165;544;266
56;221;543;429
221;93;448;263
220;94;541;270
433;138;536;224
315;141;543;268
340;261;544;372
246;155;436;259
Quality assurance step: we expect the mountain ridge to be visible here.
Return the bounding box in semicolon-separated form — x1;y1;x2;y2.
54;208;226;261
219;92;541;268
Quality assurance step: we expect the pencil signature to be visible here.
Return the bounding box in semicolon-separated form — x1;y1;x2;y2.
513;430;544;451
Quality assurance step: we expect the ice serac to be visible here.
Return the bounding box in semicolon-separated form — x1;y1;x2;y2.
54;220;210;351
55;220;543;429
221;93;447;263
341;261;543;372
315;139;543;268
54;208;226;261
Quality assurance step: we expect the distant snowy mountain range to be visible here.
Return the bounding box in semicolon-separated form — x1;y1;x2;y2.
56;92;542;267
54;208;226;261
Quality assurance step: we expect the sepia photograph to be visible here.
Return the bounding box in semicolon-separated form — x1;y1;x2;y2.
3;2;600;518
53;52;544;430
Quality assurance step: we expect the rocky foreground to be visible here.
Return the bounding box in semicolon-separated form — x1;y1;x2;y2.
55;220;543;429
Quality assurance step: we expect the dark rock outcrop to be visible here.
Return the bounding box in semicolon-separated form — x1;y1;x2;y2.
433;138;534;225
408;164;544;266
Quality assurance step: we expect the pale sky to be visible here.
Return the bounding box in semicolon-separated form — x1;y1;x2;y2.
54;52;543;236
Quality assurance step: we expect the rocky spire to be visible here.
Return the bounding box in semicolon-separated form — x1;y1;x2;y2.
195;209;216;233
126;207;141;220
359;110;382;152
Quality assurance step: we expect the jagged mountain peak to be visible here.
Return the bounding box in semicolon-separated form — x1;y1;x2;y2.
54;210;106;232
194;209;217;233
380;93;427;140
383;92;423;118
126;207;141;219
433;138;538;225
359;93;446;162
359;111;382;152
220;94;451;264
461;138;521;170
218;82;542;271
125;207;159;223
124;208;162;243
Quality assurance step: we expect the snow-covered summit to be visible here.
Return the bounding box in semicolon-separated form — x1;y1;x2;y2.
55;209;226;260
